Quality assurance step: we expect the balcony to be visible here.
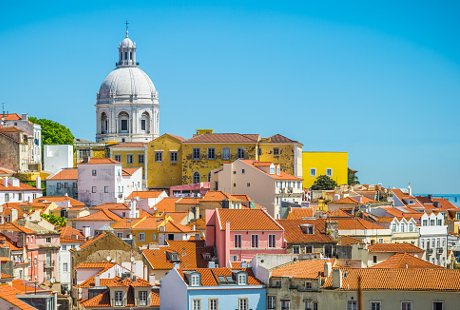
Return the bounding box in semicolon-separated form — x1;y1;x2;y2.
427;248;433;255
44;261;55;268
437;248;444;254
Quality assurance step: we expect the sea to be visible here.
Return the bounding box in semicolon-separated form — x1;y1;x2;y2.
416;194;460;208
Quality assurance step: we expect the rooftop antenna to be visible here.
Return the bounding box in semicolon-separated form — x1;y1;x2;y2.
1;102;5;116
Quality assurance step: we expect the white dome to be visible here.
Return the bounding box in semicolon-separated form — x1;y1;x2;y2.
121;37;134;48
97;67;157;101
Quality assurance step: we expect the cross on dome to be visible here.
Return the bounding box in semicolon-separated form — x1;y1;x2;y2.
125;20;129;37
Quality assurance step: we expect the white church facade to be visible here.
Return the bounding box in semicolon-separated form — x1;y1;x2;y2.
95;29;160;143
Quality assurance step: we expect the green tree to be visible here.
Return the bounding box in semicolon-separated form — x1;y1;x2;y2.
41;214;67;227
29;117;74;152
311;175;337;190
348;168;360;185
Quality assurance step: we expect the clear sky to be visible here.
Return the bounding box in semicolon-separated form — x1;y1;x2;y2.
1;1;459;194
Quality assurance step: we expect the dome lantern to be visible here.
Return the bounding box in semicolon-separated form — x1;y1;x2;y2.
117;27;137;67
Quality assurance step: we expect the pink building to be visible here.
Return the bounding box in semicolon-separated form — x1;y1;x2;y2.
170;182;210;197
206;208;286;267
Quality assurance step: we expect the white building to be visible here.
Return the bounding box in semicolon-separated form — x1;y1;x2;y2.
46;168;78;199
210;159;303;219
418;212;448;266
43;145;73;173
0;177;43;205
77;158;143;206
95;29;160;143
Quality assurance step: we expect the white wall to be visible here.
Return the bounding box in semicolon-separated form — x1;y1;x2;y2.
44;145;73;172
78;163;122;206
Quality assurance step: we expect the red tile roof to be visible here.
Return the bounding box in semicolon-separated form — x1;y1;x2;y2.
110;142;146;148
330;197;360;204
277;219;335;244
57;225;86;243
183;133;260;144
0;113;21;120
0;181;42;192
372;252;443;269
71;209;121;222
126;191;164;199
202;191;243;202
217;209;282;231
367;243;424;253
0;222;35;234
78;232;109;250
287;208;314;219
326;209;353;218
46;168;78;180
177;267;263;286
0;283;38;310
271;259;335;279
78;158;121;165
90;203;129;211
74;261;116;270
151;198;180;212
339;235;365;246
266;134;300;144
34;196;85;206
122;168;141;176
239;160;302;180
323;268;460;291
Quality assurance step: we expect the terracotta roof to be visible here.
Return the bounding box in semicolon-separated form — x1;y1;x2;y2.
175;198;202;205
57;225;86;243
0;167;15;175
202;191;243;202
90;203;129;211
372;252;444;269
74;261;116;270
287;208;314;219
80;289;159;308
0;283;38;310
71;209;121;222
77;276;121;288
271;259;335;279
106;277;152;287
187;218;207;230
339;235;365;246
0;233;22;251
46;168;78;180
0;222;35;234
151;198;180;212
110;142;146;148
78;158;121;165
122;167;141;176
143;240;214;270
78;232;109;250
0;181;42;192
277;219;335;244
323;268;460;291
230;194;253;202
126;191;164;199
166;212;189;224
111;218;144;229
11;280;50;293
183;133;259;144
360;196;376;203
163;133;186;142
161;221;194;233
0;127;22;132
326;209;353;218
266;134;300;144
330;197;360;204
367;243;424;253
217;209;282;231
177;267;263;286
133;217;166;230
0;204;27;218
34;196;85;206
239;160;302;180
0;113;21;120
297;218;387;231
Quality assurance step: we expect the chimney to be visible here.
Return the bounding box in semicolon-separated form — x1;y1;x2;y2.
149;274;156;285
241;261;248;268
325;220;339;240
428;194;433;201
28;196;32;203
95;275;100;287
192;225;196;231
207;261;216;268
324;261;332;277
21;113;28;121
3;177;7;187
332;269;342;289
11;209;18;223
36;177;41;189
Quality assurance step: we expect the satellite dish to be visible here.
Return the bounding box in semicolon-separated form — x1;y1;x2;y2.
130;257;135;262
106;256;111;261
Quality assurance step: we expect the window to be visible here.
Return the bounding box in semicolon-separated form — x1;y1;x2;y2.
237;273;246;285
57;183;62;189
92;186;97;193
237;148;245;159
114;154;121;162
392;223;397;232
430;219;435;226
401;223;405;232
193;171;200;183
310;168;316;177
61;245;66;251
268;234;276;248
423;220;428;226
305;245;312;253
305;282;312;290
379;238;384;243
239;298;248;310
191;275;200;286
138;154;144;164
409;223;414;231
421;239;424;248
457;213;460;220
152;234;157;240
281;300;290;310
92;169;97;176
155;151;162;162
126;154;133;164
373;256;377;263
139;291;147;306
370;301;381;310
141;119;146;130
115;291;123;306
139;233;145;242
222;147;230;160
292;245;300;254
437;219;442;226
121;119;128;131
34;257;37;266
268;296;276;309
433;302;443;310
437;238;440;247
277;166;280;175
63;263;68;272
73;182;77;189
192;299;201;310
234;235;242;248
170;151;178;162
326;168;332;177
46;237;51;244
247;183;250;187
117;232;123;238
347;300;357;310
207;148;216;160
193;148;201;160
104;186;108;193
401;301;412;310
273;147;279;155
251;235;259;248
209;298;218;310
270;166;275;174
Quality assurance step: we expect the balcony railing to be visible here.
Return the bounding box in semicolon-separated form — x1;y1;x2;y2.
437;248;444;254
427;248;433;255
45;261;55;268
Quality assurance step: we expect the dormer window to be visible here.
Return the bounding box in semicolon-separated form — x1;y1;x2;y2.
190;274;200;286
392;224;397;232
409;223;414;232
300;224;314;234
237;273;247;285
277;166;280;175
400;224;405;232
456;213;460;220
423;220;427;226
437;219;442;226
270;165;275;174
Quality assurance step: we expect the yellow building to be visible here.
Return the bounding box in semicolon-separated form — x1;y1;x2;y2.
302;151;348;189
73;138;112;166
146;134;185;188
110;142;147;177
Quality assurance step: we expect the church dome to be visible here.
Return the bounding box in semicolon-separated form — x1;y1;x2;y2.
120;37;134;48
97;67;157;101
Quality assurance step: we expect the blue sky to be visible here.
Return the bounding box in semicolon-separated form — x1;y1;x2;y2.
1;1;459;193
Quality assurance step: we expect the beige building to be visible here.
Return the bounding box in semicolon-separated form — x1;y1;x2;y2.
0;127;29;172
210;159;303;219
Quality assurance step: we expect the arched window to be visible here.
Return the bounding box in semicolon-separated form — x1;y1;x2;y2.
141;112;150;133
101;112;108;134
193;171;200;184
118;112;129;133
207;171;211;182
